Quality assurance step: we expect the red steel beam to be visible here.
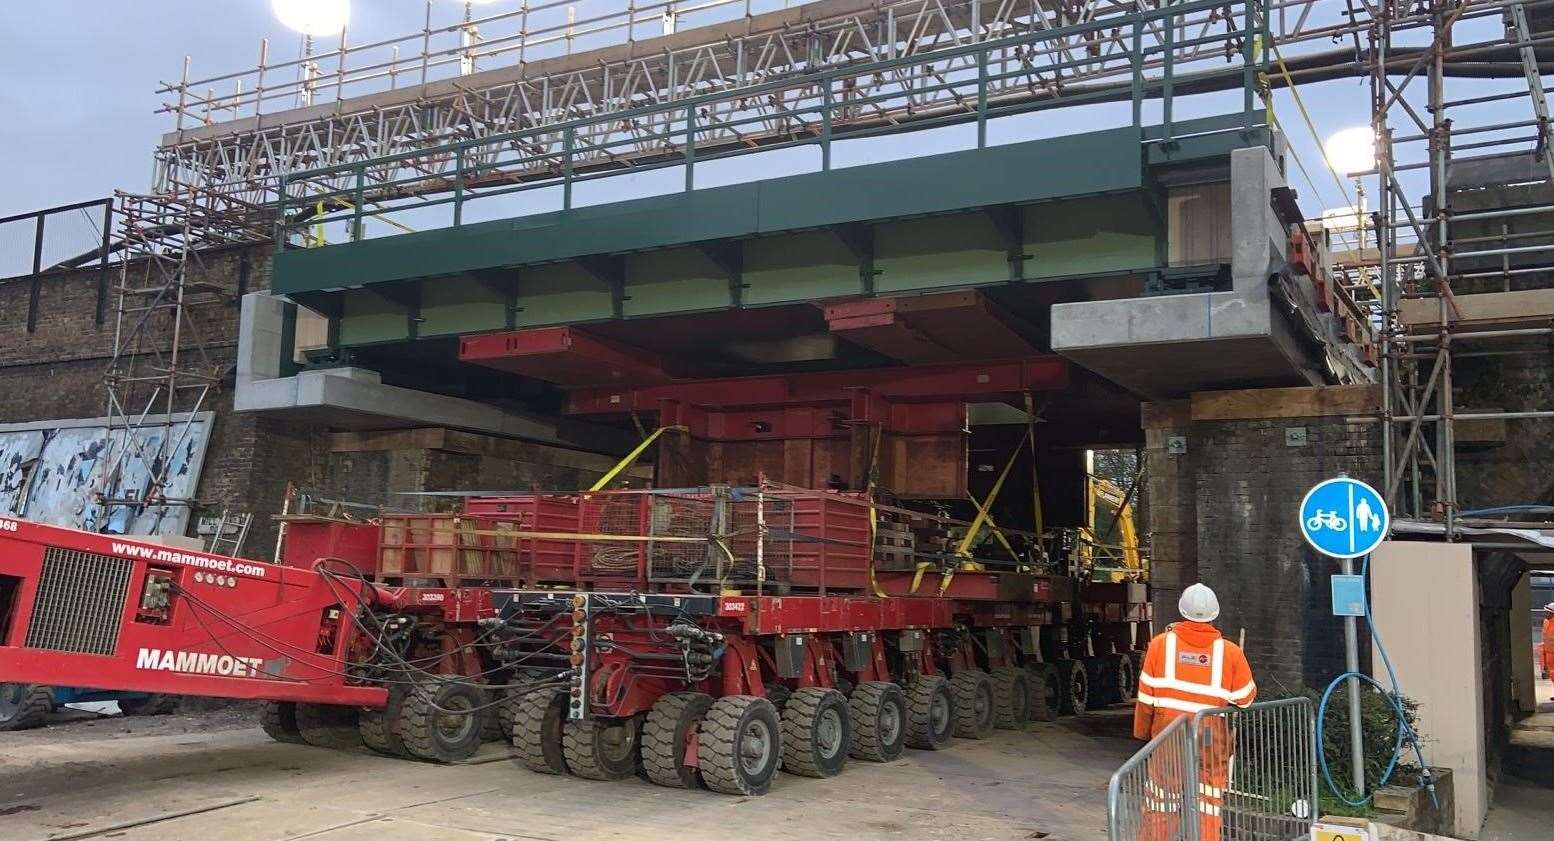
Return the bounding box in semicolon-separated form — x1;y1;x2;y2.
459;326;671;386
565;357;1069;415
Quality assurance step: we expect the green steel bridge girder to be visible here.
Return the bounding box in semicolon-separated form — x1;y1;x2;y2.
274;115;1271;350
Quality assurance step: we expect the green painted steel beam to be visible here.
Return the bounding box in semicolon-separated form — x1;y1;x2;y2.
274;123;1186;296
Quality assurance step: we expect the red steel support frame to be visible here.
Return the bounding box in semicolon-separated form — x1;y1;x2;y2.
563;357;1069;416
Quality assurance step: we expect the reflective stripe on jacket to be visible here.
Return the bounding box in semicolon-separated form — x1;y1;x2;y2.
1133;621;1257;740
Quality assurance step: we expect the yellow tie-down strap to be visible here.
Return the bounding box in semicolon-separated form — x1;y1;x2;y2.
938;425;1030;595
589;425;688;492
864;429;889;599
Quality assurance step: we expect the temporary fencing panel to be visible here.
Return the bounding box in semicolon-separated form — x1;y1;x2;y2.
1194;698;1318;841
1108;697;1317;841
1108;716;1197;841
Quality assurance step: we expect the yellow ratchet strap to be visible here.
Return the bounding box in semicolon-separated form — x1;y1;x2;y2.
589;425;687;492
942;425;1030;595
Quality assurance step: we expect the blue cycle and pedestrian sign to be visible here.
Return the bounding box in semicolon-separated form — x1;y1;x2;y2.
1299;476;1390;559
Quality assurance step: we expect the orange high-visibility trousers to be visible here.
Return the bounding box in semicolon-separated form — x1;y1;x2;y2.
1136;726;1233;841
1138;740;1188;841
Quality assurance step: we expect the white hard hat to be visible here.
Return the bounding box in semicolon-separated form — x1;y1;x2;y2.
1545;602;1554;613
1179;583;1221;622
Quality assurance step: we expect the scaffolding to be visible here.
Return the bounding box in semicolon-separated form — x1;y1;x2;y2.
96;185;268;532
1366;0;1554;529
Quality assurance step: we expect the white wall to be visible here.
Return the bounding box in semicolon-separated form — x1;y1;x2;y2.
1370;541;1485;839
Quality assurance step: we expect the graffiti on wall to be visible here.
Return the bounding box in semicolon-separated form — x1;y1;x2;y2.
0;415;212;537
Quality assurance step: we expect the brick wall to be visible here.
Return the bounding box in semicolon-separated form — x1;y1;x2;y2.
1143;385;1382;692
1;245;638;558
320;429;650;512
0;245;316;557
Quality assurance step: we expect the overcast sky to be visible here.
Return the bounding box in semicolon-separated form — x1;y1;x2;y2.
0;1;1508;240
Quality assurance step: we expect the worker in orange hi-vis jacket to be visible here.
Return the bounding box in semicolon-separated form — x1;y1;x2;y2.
1133;583;1257;841
1541;603;1554;687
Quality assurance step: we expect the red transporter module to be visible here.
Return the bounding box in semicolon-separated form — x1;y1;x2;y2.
429;482;1148;795
0;515;516;762
0;354;1150;796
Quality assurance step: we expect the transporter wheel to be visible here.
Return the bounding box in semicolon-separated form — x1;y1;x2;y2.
1056;660;1089;716
511;688;569;775
359;685;411;758
781;687;850;778
991;667;1032;730
848;681;906;762
950;670;996;740
904;674;955;751
699;695;782;796
295;703;364;750
1113;654;1137;704
400;677;486;763
0;684;53;732
1129;650;1145;679
1025;663;1062;722
259;701;305;744
118;694;178;716
563;716;643;781
642;691;715;788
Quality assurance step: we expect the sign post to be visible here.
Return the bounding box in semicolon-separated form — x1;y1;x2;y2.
1299;475;1389;800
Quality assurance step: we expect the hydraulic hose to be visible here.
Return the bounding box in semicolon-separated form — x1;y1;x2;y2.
1315;555;1437;809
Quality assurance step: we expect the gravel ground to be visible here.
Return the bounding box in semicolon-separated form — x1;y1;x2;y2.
1;700;260;746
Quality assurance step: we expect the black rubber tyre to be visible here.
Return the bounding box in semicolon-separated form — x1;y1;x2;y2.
359;685;411;757
295;703;363;750
699;695;783;796
118;694;178;716
1057;660;1089;716
848;681;906;762
399;677;486;763
0;684;53;732
1129;650;1145;679
991;667;1032;730
511;688;569;775
494;687;524;746
765;684;792;718
1026;663;1061;722
904;674;955;750
781;687;850;778
1113;654;1137;704
642;691;715;788
259;701;305;744
563;716;642;781
949;670;996;740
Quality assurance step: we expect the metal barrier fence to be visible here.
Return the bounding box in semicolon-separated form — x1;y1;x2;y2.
1109;716;1198;841
0;198;114;330
1108;698;1317;841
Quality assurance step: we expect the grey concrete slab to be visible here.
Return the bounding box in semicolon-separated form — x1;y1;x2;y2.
2;711;1140;841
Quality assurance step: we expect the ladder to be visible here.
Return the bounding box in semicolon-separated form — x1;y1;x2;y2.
1511;4;1554;185
205;510;253;557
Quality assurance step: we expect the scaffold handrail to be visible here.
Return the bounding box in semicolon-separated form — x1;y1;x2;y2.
275;0;1268;243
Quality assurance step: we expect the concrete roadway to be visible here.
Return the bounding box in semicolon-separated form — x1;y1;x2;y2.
1;709;1138;841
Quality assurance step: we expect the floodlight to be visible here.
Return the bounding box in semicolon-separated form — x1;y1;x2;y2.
1324;127;1376;177
273;0;351;37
